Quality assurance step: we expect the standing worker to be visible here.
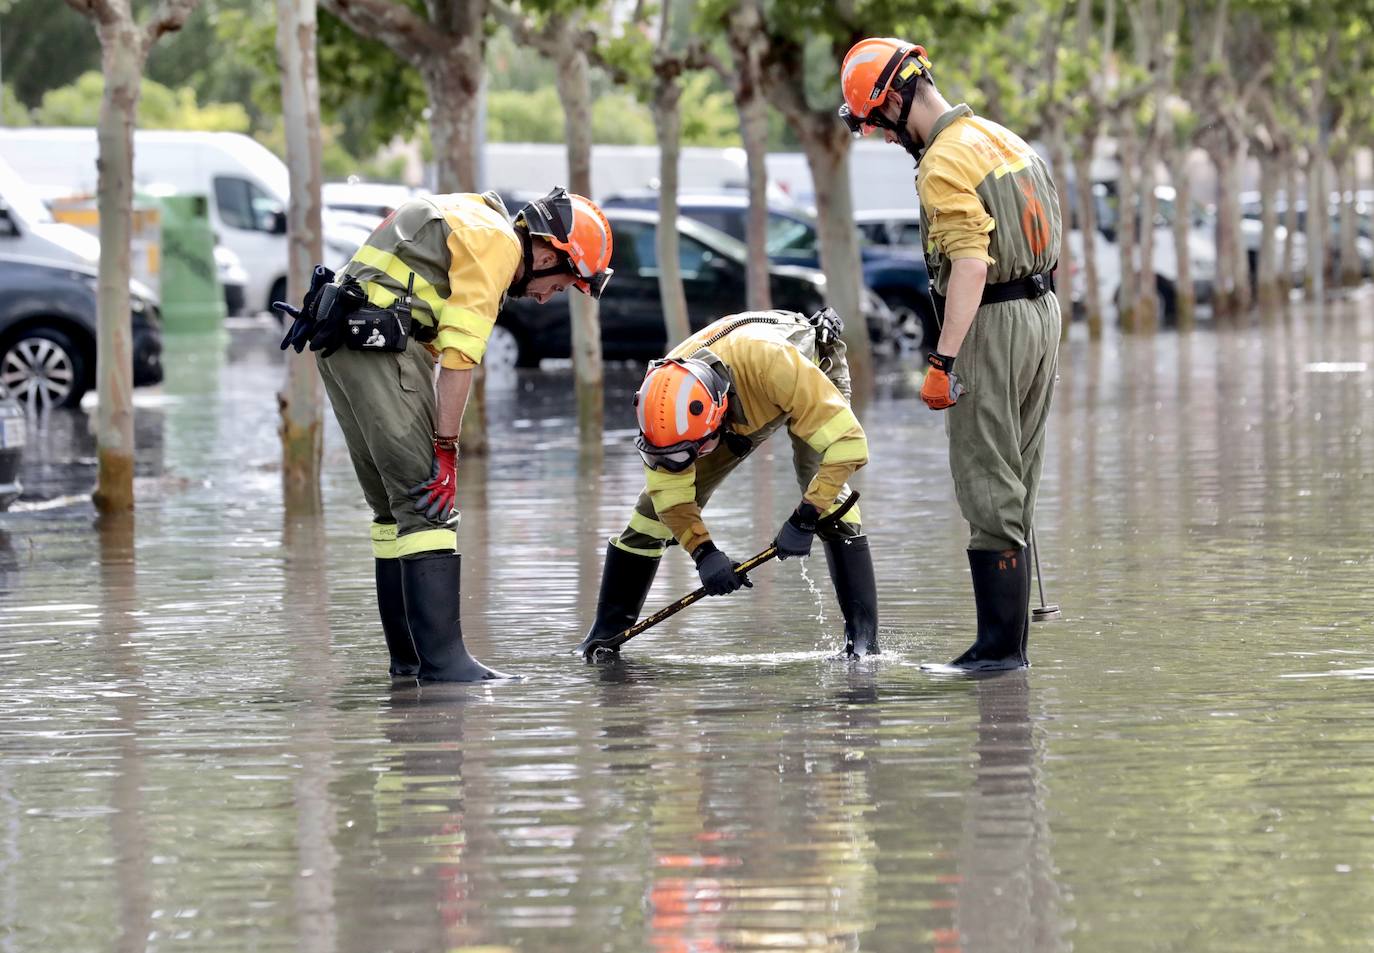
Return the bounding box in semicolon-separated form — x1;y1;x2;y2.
277;188;614;681
839;39;1061;672
577;308;877;660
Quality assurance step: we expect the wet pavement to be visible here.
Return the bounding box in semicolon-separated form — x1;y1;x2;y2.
2;295;1373;952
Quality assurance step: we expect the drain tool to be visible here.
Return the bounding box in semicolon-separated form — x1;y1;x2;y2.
1030;527;1061;622
581;492;860;659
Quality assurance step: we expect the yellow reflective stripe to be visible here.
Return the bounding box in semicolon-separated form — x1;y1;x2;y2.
352;244;446;317
646;467;696;511
395;528;458;558
822;436;869;465
611;535;667;558
806;407;861;452
365;283;398;308
629;511;674;541
993;157;1030;179
371;522;400;559
435;325;488;364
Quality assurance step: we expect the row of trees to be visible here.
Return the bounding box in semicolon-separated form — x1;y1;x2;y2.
53;0;1372;513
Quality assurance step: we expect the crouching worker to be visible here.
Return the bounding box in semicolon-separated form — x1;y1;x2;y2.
578;309;877;660
277;188;614;681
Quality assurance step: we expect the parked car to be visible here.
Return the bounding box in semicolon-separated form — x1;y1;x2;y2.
323;181;418;221
0;129;368;315
860;187;1216;327
0;395;23;510
602;191;935;351
0;256;162;408
1239;191;1373;280
492;207;894;372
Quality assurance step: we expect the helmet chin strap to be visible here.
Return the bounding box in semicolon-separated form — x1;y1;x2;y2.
508;228;574;298
888;84;926;165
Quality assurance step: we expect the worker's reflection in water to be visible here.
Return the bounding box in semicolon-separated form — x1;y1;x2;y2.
952;672;1065;953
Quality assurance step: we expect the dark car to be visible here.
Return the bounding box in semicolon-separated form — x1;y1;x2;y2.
601;191;936;352
492;207;893;371
0;255;163;408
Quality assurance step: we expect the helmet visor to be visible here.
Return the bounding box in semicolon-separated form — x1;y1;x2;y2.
574;268;613;300
634;431;718;473
838;103;879;138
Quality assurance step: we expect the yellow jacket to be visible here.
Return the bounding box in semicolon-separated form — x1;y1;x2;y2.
339;192;522;370
645;312;868;554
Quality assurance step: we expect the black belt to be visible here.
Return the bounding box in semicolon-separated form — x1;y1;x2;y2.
933;271;1055;315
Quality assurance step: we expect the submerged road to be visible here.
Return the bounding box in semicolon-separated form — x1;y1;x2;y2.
2;295;1373;951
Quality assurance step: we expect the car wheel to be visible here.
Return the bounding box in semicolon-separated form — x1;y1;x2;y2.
880;290;935;355
1;327;88;409
484;324;524;376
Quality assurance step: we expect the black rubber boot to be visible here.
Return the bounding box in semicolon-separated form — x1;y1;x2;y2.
822;535;880;657
376;558;420;677
924;548;1030;674
577;541;661;659
400;552;513;681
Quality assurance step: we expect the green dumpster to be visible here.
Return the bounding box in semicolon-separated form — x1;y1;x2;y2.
153;193;225;332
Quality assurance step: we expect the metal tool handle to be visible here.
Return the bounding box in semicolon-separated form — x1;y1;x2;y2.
585;491;860;656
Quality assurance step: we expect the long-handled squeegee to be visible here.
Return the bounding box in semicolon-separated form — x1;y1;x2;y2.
581;492;860;659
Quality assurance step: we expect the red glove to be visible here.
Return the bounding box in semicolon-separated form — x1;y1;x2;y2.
408;436;459;523
921;351;964;410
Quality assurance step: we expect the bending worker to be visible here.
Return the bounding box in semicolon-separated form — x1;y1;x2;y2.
578;309;876;660
278;188;614;681
840;38;1061;672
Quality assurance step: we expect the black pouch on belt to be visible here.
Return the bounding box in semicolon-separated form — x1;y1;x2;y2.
346;305;411;352
345;273;417;353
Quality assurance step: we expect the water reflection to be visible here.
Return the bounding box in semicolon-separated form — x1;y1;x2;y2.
3;301;1374;950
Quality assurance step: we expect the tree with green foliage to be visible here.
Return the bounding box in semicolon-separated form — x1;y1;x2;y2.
33;70;250;129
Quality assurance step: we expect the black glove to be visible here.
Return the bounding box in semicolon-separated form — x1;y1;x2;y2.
692;541;754;597
774;502;821;559
274;264;334;353
307;278;365;359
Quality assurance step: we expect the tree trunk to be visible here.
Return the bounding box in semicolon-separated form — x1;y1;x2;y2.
1045;123;1073;341
1168;150;1196;332
652;71;691;345
554;41;603;446
729;2;771;312
1338;152;1361;287
276;0;325;512
91;18;143;514
421;51;483;193
801;133;871;395
1281;163;1299;294
421;53;487;454
1255;153;1281;309
1073;147;1103;339
1228;138;1251;314
1306;147;1325;298
1209;146;1239;323
1134;150;1159;332
1116;123;1140;331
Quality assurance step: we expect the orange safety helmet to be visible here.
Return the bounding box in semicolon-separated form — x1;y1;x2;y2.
633;357;731;472
517;188;615;298
838;38;933;137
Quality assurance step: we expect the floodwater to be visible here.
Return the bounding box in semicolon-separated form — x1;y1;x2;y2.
2;295;1373;953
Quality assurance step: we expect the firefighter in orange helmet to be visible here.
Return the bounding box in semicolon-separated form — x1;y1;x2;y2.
578;309;876;660
277;187;613;682
840;39;1062;673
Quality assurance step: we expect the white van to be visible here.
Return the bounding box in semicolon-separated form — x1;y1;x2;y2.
0;128;367;314
0;154;102;269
